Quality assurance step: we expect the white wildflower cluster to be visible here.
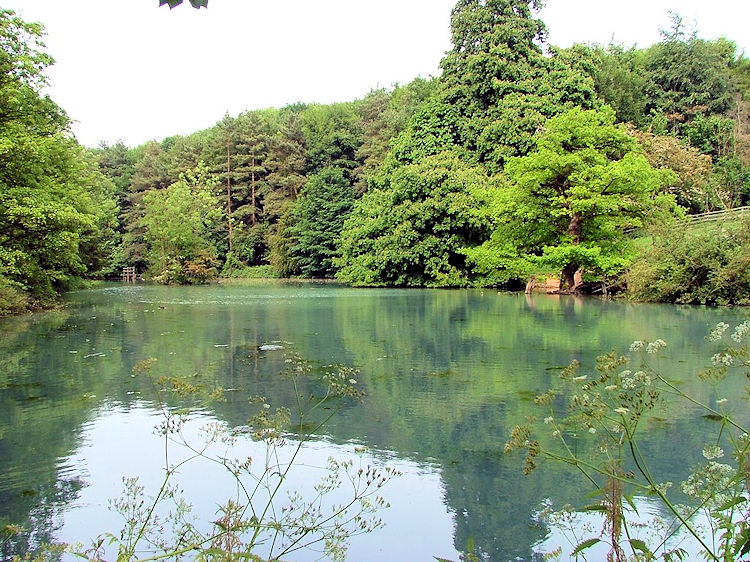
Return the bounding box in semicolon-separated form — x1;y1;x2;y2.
635;370;652;386
646;339;667;354
711;353;734;367
702;445;724;460
731;320;750;343
630;340;645;352
620;370;652;389
544;416;554;425
707;322;730;342
630;339;667;354
651;481;673;496
681;461;734;506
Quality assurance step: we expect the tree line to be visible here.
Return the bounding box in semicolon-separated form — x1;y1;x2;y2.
2;1;749;314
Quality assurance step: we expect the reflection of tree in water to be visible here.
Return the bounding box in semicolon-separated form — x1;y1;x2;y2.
2;285;747;560
323;291;747;560
0;311;95;559
1;478;83;560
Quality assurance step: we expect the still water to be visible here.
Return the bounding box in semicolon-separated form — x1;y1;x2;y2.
0;282;747;560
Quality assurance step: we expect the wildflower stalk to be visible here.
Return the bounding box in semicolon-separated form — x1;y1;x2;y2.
77;354;393;561
625;424;719;560
656;375;748;434
508;324;750;561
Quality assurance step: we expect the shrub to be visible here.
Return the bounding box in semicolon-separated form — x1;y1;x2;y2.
627;218;750;305
0;276;29;316
220;265;278;279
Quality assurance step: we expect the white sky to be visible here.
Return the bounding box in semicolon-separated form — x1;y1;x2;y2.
4;0;749;148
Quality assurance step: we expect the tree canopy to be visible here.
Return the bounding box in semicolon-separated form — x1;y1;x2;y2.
3;2;750;311
0;9;115;311
336;151;492;287
465;107;677;289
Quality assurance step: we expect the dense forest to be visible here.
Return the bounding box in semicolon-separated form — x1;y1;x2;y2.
2;0;750;315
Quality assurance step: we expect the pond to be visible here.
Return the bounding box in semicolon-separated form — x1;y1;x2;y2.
1;281;747;561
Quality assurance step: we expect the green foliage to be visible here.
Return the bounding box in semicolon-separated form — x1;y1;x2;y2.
159;0;207;9
336;151;492;286
354;78;438;192
629;127;715;213
437;0;598;171
682;113;737;159
468;107;677;289
644;21;738;135
289;167;355;278
0;10;114;309
140;162;222;284
627;218;750;305
712;156;750;209
0;276;28;316
220;259;278;279
301;102;363;177
582;43;649;127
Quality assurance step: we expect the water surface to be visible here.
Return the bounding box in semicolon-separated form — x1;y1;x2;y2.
1;282;746;560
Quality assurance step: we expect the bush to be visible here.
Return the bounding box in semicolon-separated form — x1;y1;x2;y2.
220;265;278;279
627;218;750;305
0;276;29;316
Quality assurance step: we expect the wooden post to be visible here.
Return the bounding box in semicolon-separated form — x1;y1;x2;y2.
122;267;136;283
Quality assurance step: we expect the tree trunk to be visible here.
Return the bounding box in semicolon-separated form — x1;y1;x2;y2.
561;263;578;293
251;155;257;226
561;211;583;292
568;211;582;243
226;144;233;253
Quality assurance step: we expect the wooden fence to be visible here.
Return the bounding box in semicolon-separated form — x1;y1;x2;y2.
681;205;749;225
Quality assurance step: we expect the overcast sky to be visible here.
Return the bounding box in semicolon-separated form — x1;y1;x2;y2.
5;0;749;148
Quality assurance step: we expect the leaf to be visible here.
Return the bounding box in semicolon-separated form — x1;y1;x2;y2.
582;503;608;513
734;525;750;556
624;492;639;514
201;548;228;556
628;538;653;555
159;0;207;8
663;548;688;562
571;538;601;555
716;496;747;511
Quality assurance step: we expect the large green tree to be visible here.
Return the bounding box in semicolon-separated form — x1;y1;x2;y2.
644;20;737;135
336;151;492;287
466;107;677;291
434;0;598;171
288;167;354;278
0;10;111;311
354;78;438;193
140;163;221;284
